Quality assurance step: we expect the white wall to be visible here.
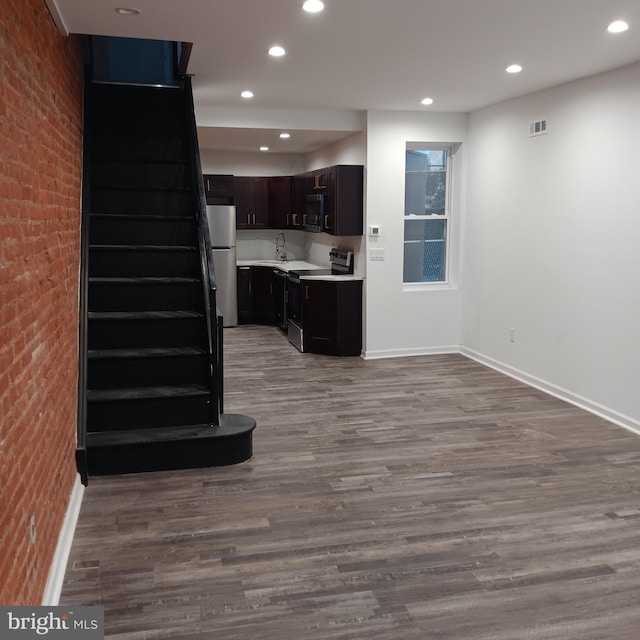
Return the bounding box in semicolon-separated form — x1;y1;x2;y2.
200;149;305;176
364;110;468;358
462;61;640;430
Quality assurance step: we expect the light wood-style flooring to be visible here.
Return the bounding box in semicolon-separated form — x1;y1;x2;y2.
62;325;640;639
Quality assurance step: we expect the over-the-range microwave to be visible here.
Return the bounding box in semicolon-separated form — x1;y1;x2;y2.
304;194;325;232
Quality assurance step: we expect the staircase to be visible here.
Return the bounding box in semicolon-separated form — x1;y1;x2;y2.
76;80;255;483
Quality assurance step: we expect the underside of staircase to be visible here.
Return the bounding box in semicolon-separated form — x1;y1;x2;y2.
76;80;255;483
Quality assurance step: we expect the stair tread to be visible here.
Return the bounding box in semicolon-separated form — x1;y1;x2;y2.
91;185;191;192
90;213;194;221
92;158;188;165
86;416;256;447
88;346;207;359
90;244;196;251
89;276;200;284
87;383;209;402
88;310;203;320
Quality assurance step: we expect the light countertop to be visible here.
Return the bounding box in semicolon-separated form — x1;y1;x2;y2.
236;259;362;281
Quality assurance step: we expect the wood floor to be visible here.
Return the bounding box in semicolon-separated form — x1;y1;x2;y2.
61;325;640;639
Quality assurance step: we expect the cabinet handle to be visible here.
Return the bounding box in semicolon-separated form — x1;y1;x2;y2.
324;214;333;230
305;285;309;300
270;283;273;295
292;213;298;226
206;178;210;191
303;214;308;225
248;282;252;294
247;214;251;225
286;214;290;226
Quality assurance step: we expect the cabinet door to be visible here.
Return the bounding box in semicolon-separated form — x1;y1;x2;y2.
268;176;292;228
233;177;252;229
325;165;363;236
236;267;253;324
303;281;337;355
251;266;276;324
203;174;234;204
291;174;308;229
251;178;269;228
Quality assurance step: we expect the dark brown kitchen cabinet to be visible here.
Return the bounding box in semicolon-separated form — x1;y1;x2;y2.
237;266;253;324
251;266;277;324
324;165;364;236
268;176;293;228
303;279;362;356
291;173;309;229
203;174;234;204
237;266;285;326
234;177;269;229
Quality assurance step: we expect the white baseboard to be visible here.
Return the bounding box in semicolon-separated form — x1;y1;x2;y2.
42;475;84;605
362;345;459;360
460;346;640;437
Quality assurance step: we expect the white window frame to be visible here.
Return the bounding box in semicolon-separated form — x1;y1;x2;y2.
403;142;453;287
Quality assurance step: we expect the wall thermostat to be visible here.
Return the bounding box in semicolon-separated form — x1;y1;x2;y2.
368;225;380;237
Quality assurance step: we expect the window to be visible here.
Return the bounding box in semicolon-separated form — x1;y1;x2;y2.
404;147;450;283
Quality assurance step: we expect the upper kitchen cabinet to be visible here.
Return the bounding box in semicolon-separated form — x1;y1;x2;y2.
291;173;309;230
234;177;269;229
324;165;364;236
203;174;234;205
268;176;293;229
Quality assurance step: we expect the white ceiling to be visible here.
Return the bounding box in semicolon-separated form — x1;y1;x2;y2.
49;0;640;153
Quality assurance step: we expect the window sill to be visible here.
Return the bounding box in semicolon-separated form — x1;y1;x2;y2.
402;281;458;293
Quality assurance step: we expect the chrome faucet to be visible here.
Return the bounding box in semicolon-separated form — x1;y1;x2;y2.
275;232;287;262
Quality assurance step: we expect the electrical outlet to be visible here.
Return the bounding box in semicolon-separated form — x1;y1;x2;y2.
509;328;516;343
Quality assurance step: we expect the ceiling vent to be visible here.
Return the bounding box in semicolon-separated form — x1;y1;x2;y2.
529;119;548;137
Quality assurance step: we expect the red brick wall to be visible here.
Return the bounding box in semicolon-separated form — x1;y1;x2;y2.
0;0;83;604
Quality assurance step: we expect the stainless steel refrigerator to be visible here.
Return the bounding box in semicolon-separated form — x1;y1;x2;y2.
206;205;238;327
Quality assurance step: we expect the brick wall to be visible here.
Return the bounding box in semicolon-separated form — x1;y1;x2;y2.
0;0;83;604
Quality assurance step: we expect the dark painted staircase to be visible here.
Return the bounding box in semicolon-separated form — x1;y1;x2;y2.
76;80;255;483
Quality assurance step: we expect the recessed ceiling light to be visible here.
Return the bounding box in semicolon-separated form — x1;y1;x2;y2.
260;146;269;151
279;133;291;139
420;97;434;106
607;20;629;33
268;45;286;57
240;90;254;99
302;0;325;13
506;64;523;74
115;7;141;16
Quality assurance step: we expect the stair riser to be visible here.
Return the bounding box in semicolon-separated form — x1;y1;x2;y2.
86;432;253;476
87;395;211;432
92;161;190;190
88;283;203;312
89;251;200;278
91;188;194;216
88;355;211;389
88;317;207;349
90;113;184;136
91;84;183;111
89;217;196;246
91;134;187;163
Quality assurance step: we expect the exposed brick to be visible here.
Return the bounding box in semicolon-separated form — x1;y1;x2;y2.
0;0;83;605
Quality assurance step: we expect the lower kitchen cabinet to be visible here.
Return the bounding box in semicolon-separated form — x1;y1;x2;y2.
237;266;285;326
303;279;362;356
